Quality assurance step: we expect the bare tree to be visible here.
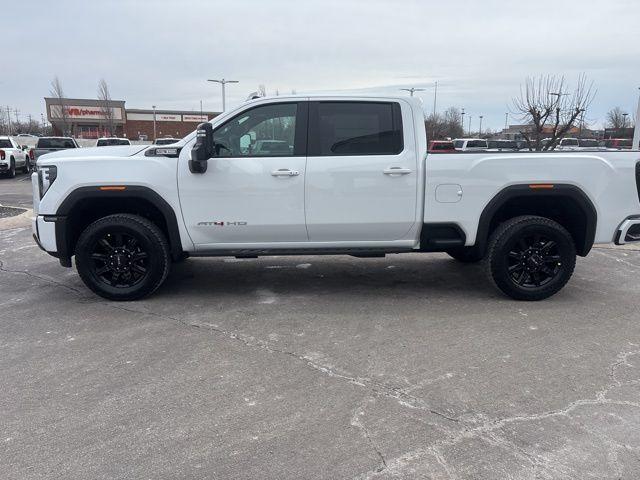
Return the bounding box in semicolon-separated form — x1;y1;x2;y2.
512;74;595;151
606;107;629;130
97;79;116;137
425;107;463;140
50;76;70;136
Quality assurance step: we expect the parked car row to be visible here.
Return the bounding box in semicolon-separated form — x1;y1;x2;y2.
428;137;635;153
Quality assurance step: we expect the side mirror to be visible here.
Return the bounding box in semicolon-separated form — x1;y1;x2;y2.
189;122;214;174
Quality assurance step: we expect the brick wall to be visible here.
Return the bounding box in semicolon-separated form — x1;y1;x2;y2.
124;114;217;140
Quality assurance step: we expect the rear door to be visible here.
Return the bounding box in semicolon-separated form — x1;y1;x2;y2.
304;100;418;242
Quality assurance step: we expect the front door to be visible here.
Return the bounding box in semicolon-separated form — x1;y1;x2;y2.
304;100;418;242
178;101;309;248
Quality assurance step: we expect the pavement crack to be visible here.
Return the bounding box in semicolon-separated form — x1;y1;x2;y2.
0;258;83;294
351;402;387;473
100;303;460;424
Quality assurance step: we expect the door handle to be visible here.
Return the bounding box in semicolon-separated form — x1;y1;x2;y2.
383;167;412;175
271;168;300;177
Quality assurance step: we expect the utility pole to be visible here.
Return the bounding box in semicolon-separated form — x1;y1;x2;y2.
504;112;509;131
152;105;157;141
633;87;640;150
579;109;586;138
461;108;465;134
6;106;12;134
479;115;484;136
468;116;472;136
207;78;239;112
13;108;20;124
399;87;425;97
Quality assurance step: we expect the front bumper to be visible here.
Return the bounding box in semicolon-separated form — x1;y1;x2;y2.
615;216;640;245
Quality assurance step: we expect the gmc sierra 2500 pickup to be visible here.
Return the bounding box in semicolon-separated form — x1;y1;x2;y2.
31;95;640;301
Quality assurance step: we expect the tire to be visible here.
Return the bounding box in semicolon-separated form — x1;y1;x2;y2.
446;246;484;263
485;215;576;301
7;158;16;178
75;214;171;301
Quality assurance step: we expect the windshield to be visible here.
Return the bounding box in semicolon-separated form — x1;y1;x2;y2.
561;139;579;146
0;140;12;148
97;139;130;146
37;138;76;149
154;138;180;145
578;139;598;147
467;140;488;148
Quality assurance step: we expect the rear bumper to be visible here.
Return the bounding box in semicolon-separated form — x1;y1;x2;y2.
615;216;640;245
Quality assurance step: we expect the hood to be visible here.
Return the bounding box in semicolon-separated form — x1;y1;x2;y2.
38;145;148;161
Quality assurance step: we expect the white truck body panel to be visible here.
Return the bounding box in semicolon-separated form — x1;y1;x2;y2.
32;94;640;257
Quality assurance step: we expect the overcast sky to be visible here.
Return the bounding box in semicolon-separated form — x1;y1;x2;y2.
3;0;640;130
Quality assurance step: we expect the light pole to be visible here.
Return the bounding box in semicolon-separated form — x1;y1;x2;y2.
468;116;472;136
633;87;640;150
433;80;438;116
479;116;484;136
504;112;509;132
208;78;239;111
400;87;426;97
152;105;157;141
461;108;465;135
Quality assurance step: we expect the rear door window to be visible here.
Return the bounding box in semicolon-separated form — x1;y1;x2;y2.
309;101;403;156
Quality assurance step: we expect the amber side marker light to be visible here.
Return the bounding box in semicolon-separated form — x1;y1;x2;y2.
529;184;554;189
99;186;127;191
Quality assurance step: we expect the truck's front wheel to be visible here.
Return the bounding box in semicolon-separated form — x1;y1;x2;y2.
485;216;576;301
75;214;170;301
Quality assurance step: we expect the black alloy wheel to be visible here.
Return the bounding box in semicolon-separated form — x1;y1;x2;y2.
506;233;562;288
486;215;576;301
90;231;149;288
75;214;170;301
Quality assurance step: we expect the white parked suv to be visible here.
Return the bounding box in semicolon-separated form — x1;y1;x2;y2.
0;136;31;177
31;95;640;301
453;138;488;151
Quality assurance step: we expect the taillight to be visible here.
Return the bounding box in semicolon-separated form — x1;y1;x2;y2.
29;148;35;161
0;150;4;161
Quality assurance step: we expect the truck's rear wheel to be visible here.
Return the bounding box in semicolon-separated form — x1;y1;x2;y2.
75;214;170;301
446;246;483;263
485;215;576;301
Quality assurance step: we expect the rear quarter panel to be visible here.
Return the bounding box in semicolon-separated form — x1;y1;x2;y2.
424;151;640;245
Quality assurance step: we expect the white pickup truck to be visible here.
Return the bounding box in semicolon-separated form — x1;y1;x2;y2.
0;136;31;177
31;95;640;301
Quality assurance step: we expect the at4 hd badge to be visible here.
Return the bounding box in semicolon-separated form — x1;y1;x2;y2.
197;221;248;226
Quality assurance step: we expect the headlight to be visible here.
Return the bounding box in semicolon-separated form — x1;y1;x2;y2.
38;166;57;198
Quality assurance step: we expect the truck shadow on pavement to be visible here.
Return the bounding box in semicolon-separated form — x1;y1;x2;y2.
157;254;503;302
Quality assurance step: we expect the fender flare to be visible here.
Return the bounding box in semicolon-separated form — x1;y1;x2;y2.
53;185;183;264
475;184;597;257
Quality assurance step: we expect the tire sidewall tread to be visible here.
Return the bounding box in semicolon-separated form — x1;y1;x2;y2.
75;214;170;301
484;215;576;301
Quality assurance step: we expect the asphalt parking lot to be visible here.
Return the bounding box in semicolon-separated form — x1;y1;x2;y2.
2;174;640;479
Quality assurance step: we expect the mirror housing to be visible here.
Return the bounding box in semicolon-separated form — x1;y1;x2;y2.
189;122;214;174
